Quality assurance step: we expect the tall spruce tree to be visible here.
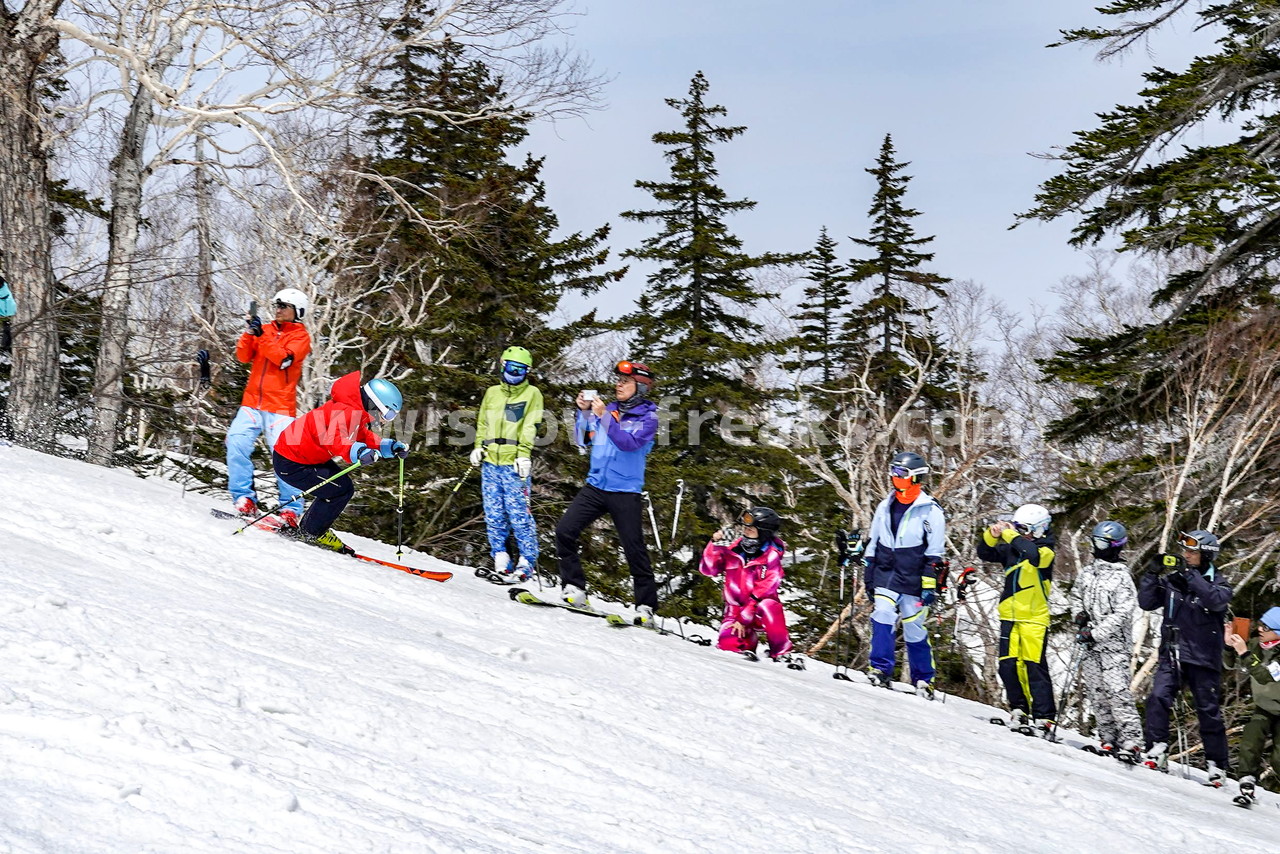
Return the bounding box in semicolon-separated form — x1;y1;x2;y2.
842;134;955;409
619;71;802;619
786;227;851;387
338;24;623;568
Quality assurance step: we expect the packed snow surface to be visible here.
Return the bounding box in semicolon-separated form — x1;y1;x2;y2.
0;446;1273;852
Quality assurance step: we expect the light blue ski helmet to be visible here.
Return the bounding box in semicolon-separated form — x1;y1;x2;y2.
1261;607;1280;633
361;377;402;422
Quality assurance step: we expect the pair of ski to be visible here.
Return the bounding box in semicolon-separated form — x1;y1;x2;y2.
507;587;675;635
210;508;453;582
474;567;533;587
986;715;1046;739
737;650;807;671
1080;744;1142;766
843;669;935;700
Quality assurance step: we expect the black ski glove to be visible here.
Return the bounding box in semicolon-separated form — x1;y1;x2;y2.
195;349;211;388
1167;570;1190;593
246;315;263;336
1076;627;1094;646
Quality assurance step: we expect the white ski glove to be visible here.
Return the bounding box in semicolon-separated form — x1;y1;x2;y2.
469;447;485;466
514;457;532;478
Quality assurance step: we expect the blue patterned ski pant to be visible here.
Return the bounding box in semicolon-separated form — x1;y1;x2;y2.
481;462;539;565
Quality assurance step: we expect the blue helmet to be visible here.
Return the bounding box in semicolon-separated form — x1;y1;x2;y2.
361;377;402;422
1261;607;1280;633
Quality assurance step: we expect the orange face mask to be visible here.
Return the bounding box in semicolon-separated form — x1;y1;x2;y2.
892;476;919;502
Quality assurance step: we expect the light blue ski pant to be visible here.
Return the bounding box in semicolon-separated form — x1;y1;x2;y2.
225;406;302;513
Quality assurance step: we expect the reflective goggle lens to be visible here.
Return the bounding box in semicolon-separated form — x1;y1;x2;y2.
741;512;755;526
890;466;911;478
1178;533;1200;550
616;360;635;376
503;361;529;376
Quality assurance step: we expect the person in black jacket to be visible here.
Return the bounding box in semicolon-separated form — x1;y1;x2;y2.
1137;530;1233;784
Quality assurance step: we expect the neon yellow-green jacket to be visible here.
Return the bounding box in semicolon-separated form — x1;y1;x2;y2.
977;528;1056;626
474;381;544;465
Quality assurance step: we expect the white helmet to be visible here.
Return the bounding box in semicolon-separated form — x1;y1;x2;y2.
272;287;309;319
1012;503;1052;538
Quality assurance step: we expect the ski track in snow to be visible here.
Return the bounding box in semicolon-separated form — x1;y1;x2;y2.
0;446;1273;852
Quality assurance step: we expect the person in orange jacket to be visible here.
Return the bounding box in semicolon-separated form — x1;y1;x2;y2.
273;371;406;553
226;288;312;524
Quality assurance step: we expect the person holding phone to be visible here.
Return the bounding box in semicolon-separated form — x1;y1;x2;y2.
226;288;312;525
555;360;660;623
1138;530;1233;783
470;346;544;582
699;507;793;660
977;503;1058;734
1225;607;1280;804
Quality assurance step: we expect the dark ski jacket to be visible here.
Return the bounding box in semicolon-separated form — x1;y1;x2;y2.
1138;564;1232;670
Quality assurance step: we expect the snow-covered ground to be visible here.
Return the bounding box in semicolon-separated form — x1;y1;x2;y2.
0;445;1272;853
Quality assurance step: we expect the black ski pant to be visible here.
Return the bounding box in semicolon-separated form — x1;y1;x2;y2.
1144;656;1229;768
273;451;354;537
998;620;1056;720
555;484;657;608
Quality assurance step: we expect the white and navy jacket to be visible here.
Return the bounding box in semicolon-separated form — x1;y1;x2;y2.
863;491;946;597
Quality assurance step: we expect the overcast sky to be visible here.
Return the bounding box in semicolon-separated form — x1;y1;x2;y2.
524;0;1204;322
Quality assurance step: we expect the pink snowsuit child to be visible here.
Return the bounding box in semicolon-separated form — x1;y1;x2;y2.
699;537;793;659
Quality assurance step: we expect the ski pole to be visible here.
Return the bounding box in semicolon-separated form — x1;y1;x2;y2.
832;529;863;681
232;459;364;534
642;490;663;552
396;455;405;560
1050;641;1086;743
423;463;476;537
669;479;684;543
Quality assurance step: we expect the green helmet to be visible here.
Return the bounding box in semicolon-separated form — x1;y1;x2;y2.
501;345;532;368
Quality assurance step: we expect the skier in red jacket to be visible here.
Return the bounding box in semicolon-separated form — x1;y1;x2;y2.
273;371;406;552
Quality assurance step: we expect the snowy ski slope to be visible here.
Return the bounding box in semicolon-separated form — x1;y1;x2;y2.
0;446;1272;852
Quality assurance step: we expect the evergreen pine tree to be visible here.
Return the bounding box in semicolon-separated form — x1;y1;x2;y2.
842;134;955;409
785;227;851;388
619;71;803;619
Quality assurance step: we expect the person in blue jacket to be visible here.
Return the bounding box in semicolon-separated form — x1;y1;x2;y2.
0;276;16;318
555;360;660;624
0;275;16;352
862;451;947;697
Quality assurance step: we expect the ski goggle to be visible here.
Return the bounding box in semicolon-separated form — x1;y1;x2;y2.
1092;535;1128;550
740;511;758;527
274;300;295;311
1177;532;1202;550
502;361;529;377
615;361;654;381
890;464;927;479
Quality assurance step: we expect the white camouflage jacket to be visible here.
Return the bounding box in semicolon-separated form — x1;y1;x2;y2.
1068;559;1138;654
